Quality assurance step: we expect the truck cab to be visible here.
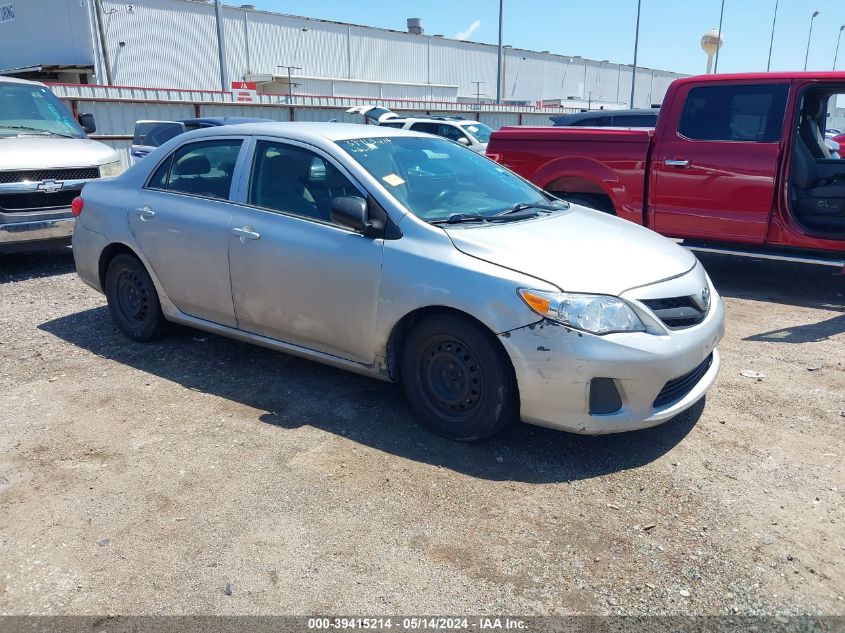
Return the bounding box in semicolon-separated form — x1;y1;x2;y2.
488;72;845;268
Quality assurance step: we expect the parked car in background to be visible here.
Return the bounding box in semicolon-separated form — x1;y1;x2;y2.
131;117;271;163
346;106;492;153
489;72;845;271
550;108;660;128
0;76;122;252
73;122;723;440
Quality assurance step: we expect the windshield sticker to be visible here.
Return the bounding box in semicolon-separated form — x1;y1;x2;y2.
382;173;405;187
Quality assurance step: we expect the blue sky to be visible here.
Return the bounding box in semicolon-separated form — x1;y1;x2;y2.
245;0;845;76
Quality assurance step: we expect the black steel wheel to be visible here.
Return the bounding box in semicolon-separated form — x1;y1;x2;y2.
402;314;519;441
104;253;166;342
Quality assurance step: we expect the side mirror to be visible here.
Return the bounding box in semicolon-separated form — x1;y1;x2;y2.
457;137;470;146
78;112;96;134
331;196;383;237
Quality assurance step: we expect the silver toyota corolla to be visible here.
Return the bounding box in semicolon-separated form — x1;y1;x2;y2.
72;122;724;440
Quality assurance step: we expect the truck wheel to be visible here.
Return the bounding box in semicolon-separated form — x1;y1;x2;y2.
104;253;166;342
401;314;519;441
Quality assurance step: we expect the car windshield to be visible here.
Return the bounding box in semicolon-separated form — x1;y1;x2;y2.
460;122;493;143
336;136;548;222
0;82;85;139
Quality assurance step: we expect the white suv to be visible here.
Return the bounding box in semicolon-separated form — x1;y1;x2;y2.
346;106;492;153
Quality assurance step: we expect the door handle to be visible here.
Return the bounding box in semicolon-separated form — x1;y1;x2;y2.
664;159;691;168
232;226;260;241
135;205;155;220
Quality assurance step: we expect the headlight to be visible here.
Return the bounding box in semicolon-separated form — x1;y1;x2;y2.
99;160;125;178
519;289;646;334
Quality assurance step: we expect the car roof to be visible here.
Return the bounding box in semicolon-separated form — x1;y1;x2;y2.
551;108;657;123
179;121;433;143
0;76;45;87
180;117;274;126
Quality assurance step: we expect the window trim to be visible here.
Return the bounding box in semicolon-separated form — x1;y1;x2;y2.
142;136;248;203
675;82;790;144
239;135;371;231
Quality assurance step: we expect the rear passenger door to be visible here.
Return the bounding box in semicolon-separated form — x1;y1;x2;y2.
128;138;246;327
650;82;789;243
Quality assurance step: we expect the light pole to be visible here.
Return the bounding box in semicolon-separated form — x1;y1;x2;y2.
714;0;726;73
835;25;845;71
630;0;641;109
804;10;820;71
496;0;503;104
766;0;779;72
277;65;302;104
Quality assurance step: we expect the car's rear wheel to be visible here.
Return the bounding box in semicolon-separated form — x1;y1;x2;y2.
104;253;166;342
401;314;519;441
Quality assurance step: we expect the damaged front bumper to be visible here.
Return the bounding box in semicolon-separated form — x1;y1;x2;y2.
499;294;724;435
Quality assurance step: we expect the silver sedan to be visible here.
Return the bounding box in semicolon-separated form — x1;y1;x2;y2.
72;122;724;440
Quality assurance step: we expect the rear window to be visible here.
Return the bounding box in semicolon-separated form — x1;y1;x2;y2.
134;121;185;147
678;84;788;142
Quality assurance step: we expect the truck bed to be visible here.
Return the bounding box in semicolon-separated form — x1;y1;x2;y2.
488;126;654;224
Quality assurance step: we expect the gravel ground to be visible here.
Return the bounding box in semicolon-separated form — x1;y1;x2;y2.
0;248;843;616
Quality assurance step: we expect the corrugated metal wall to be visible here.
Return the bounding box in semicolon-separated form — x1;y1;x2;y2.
84;0;681;108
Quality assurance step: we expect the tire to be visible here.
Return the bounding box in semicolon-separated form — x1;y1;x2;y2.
401;314;519;441
104;253;166;342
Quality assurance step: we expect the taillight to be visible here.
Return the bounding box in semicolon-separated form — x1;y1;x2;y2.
487;152;503;163
71;196;84;216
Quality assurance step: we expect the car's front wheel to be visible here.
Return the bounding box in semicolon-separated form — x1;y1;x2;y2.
401;314;519;441
104;253;166;342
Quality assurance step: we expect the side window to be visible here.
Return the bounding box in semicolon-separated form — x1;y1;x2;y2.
148;156;172;190
379;121;405;129
155;140;242;199
437;124;467;142
612;114;658;127
678;84;788;142
410;122;440;135
573;116;611;126
248;140;361;224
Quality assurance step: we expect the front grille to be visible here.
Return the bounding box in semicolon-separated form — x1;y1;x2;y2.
653;353;713;409
0;189;80;211
642;296;707;329
0;167;100;184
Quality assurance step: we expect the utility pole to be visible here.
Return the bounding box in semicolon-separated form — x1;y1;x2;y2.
630;0;641;109
214;0;229;92
805;10;820;71
496;0;503;104
471;81;484;109
94;0;114;85
278;65;302;104
766;0;779;71
834;25;844;71
714;0;725;73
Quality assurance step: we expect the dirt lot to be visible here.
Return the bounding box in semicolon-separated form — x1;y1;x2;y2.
0;248;843;616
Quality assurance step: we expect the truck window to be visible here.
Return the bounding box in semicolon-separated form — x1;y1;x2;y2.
678;84;788;143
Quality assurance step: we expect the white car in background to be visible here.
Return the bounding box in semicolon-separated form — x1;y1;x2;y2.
346;106;492;153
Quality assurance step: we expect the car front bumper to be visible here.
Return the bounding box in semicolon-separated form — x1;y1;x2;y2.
500;281;725;435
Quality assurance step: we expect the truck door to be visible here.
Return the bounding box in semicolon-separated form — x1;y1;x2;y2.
650;82;789;243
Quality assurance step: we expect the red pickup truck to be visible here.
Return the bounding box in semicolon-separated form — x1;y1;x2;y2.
488;72;845;270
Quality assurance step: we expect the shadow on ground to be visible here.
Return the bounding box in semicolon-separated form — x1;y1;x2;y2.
697;253;845;343
0;248;75;285
40;306;701;484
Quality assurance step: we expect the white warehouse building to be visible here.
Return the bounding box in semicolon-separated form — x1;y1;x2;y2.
0;0;682;108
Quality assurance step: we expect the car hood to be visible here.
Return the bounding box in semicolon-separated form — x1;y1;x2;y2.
0;136;118;170
444;206;697;295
